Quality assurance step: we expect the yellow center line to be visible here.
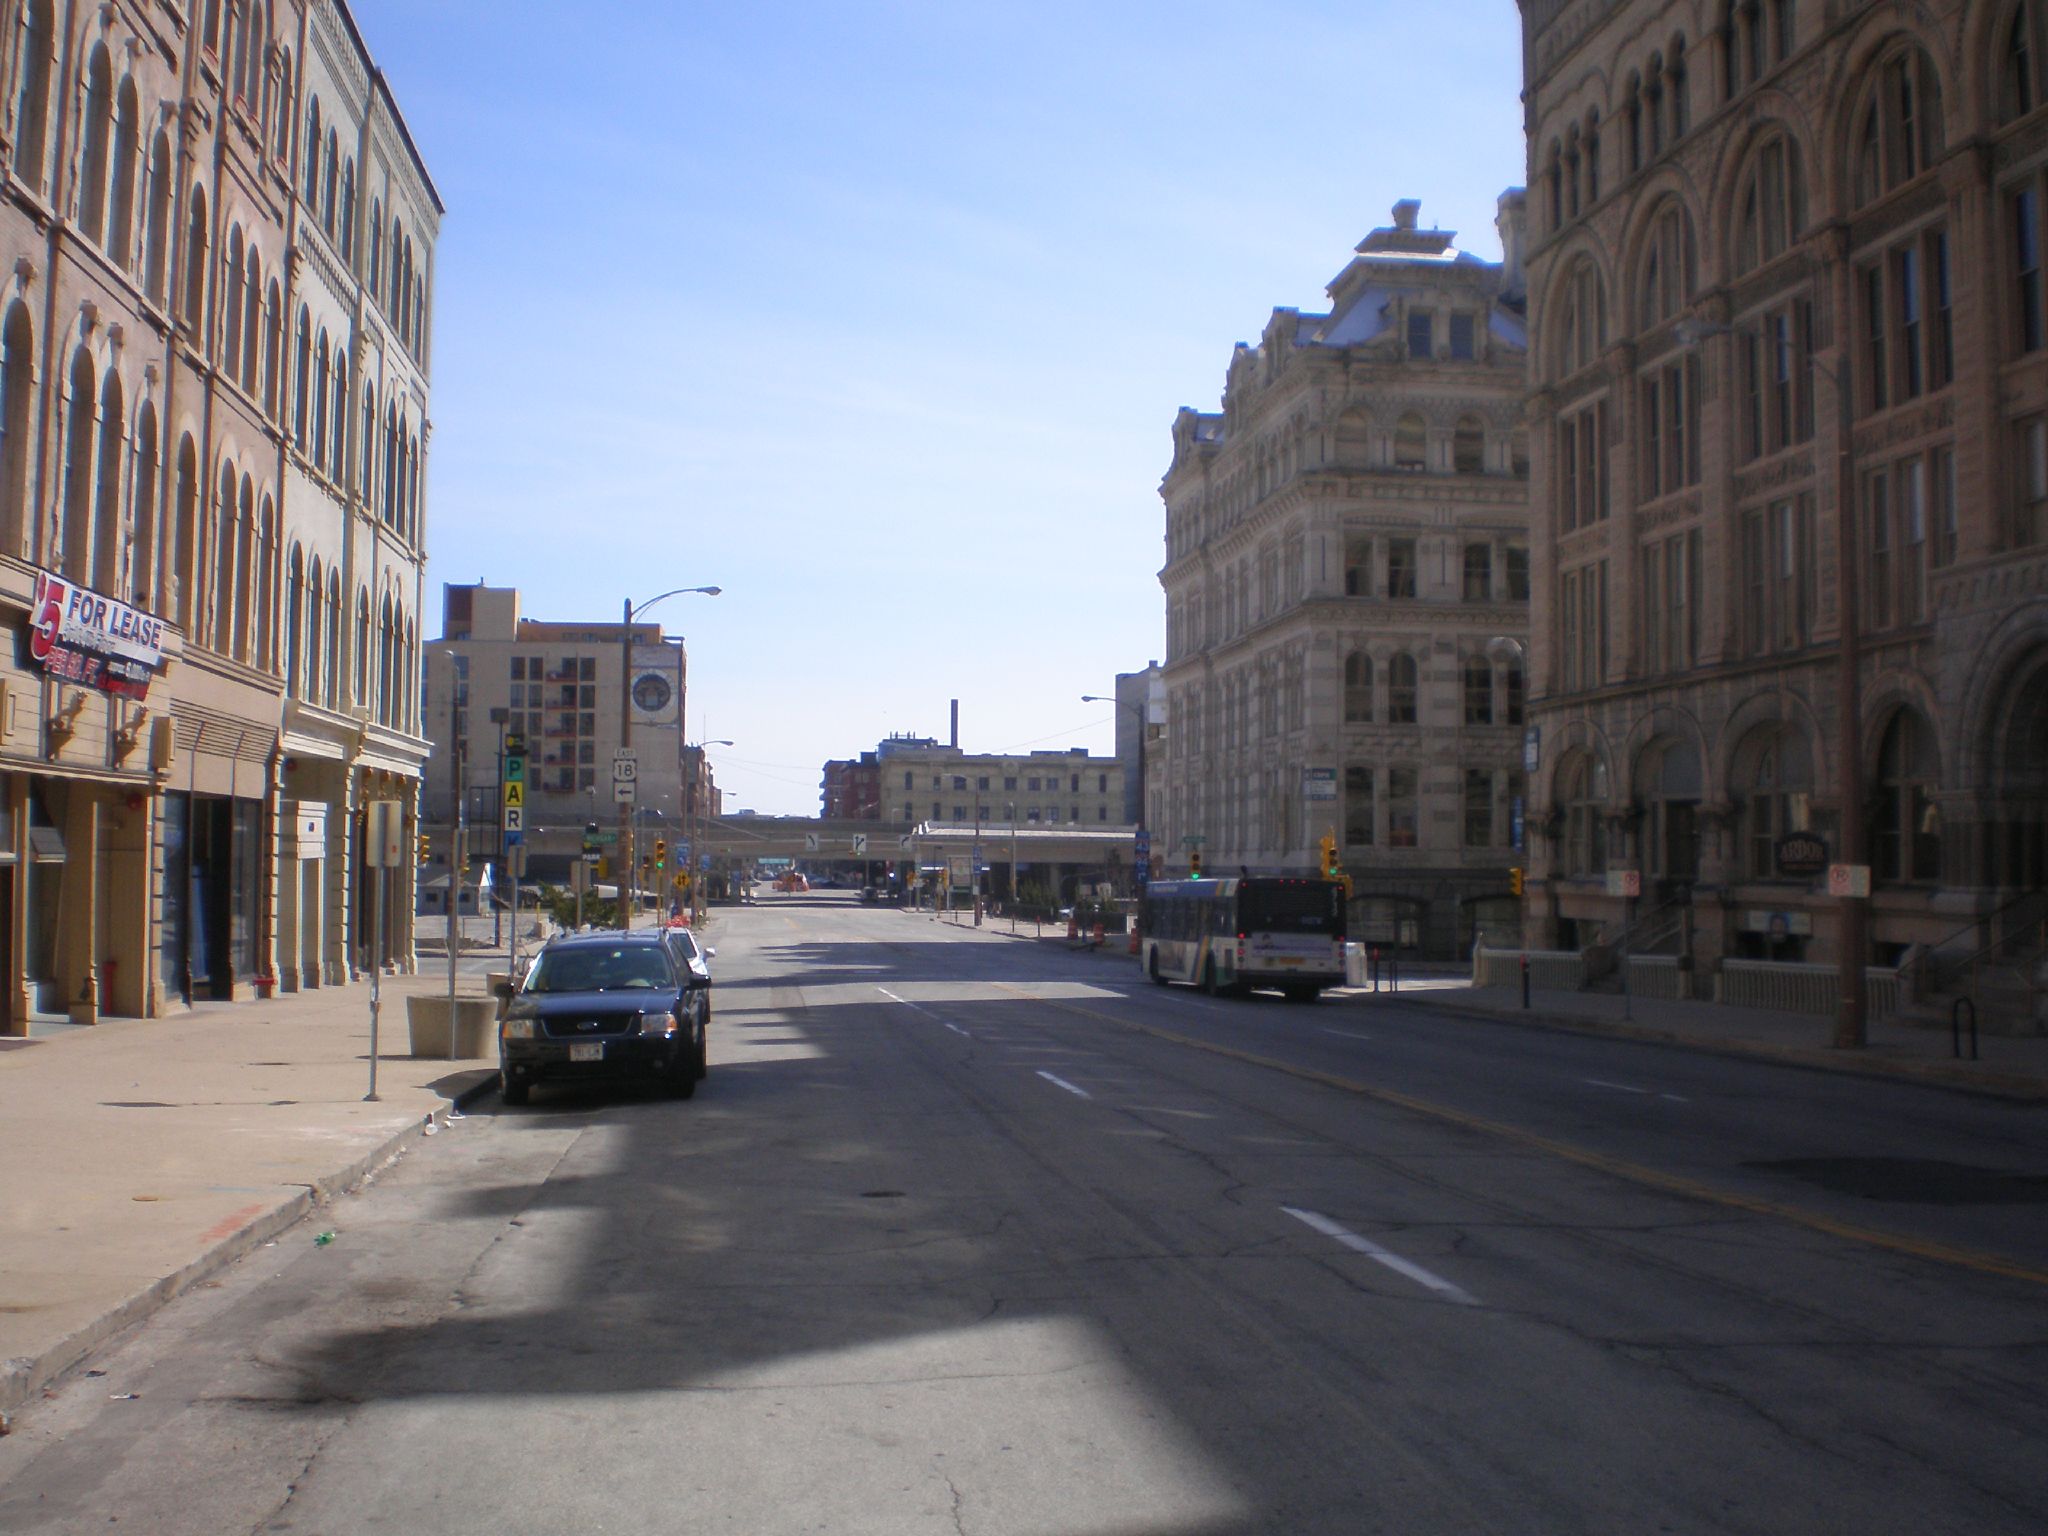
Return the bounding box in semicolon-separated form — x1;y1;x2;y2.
1020;991;2048;1290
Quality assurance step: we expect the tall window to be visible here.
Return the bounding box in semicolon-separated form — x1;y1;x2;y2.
1740;298;1815;460
1639;353;1702;498
1556;261;1605;377
1344;651;1373;723
1463;541;1492;601
1407;310;1432;359
1559;751;1610;876
2017;183;2044;355
183;185;209;330
77;45;113;244
2005;4;2041;122
1453;416;1484;472
13;0;53;193
1343;534;1371;596
0;302;33;554
1506;546;1530;599
143;133;172;305
2016;416;2048;547
1735;134;1805;274
1741;727;1813;878
1449;313;1476;361
1344;765;1374;848
1386;537;1416;598
1463;657;1494;725
1559;561;1609;692
1387;654;1418;724
1557;400;1608;530
107;81;138;268
1641;529;1701;674
1740;494;1816;654
1871;709;1941;882
1637;202;1696;329
1852;47;1943;207
1464;768;1495;848
1387;766;1418;847
1393;413;1426;470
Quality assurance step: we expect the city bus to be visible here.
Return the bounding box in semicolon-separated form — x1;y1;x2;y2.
1138;876;1347;1001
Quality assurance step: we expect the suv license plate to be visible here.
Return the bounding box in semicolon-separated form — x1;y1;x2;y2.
570;1043;603;1063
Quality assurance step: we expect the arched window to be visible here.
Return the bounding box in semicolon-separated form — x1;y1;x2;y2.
360;383;376;493
1853;45;1943;207
403;617;417;731
330;344;348;482
183;183;209;330
378;594;395;726
1738;725;1813;878
1735;133;1806;273
1545;139;1563;230
13;0;53;194
77;45;114;243
241;251;261;390
339;159;355;258
203;0;223;54
222;228;245;371
1453;415;1485;473
0;302;34;555
1625;73;1643;172
1556;259;1606;376
389;219;405;321
382;402;398;523
292;307;311;443
255;494;274;668
2005;3;2042;122
107;79;139;268
231;475;253;659
1872;708;1942;882
1637;737;1702;882
172;435;198;628
1393;412;1427;470
263;278;282;414
143;131;172;305
304;557;323;699
367;199;383;297
1585;109;1602;202
1645;53;1666;158
1565;125;1582;220
303;97;321;204
312;330;330;472
271;50;293;160
321;127;339;234
354;589;370;707
1637;201;1696;329
229;0;254;102
213;463;237;652
60;348;96;581
285;545;304;693
325;568;342;708
130;402;158;607
1558;750;1610;876
1667;36;1690;138
92;368;124;594
1388;653;1419;723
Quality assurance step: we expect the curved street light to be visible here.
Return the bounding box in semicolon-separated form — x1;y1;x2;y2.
619;586;721;929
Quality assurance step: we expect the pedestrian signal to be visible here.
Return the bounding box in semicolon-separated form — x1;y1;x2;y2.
1509;866;1525;897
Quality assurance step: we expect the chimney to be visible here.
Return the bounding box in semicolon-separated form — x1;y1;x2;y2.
950;699;959;750
1495;188;1527;304
1392;198;1421;230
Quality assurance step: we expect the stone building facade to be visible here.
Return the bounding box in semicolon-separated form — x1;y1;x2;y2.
1156;200;1532;958
1519;0;2048;1005
0;0;434;1028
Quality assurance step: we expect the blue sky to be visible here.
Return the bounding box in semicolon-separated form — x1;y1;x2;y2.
355;0;1526;815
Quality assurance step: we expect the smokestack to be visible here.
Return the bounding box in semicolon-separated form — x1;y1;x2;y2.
950;699;959;749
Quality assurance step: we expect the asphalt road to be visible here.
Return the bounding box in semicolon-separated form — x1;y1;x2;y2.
2;894;2044;1534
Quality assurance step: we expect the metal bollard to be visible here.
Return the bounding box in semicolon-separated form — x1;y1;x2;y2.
1521;952;1531;1010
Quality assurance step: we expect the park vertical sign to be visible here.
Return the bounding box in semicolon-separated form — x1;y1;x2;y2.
27;569;164;699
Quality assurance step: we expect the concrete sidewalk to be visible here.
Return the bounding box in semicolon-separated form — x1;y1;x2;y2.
0;964;503;1419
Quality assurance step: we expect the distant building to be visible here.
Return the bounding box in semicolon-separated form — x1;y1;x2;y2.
423;584;716;886
1157;198;1531;956
820;752;883;819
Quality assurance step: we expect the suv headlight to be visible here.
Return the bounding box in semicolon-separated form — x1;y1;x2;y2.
637;1008;677;1037
502;1014;537;1040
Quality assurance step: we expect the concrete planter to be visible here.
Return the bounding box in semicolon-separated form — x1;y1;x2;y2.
405;995;499;1059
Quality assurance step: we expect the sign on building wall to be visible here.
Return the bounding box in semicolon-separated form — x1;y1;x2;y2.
1302;767;1337;801
26;569;164;700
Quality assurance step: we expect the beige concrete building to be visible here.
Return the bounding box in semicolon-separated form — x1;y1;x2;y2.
0;0;434;1028
1519;0;2048;1023
885;741;1126;834
1157;200;1532;957
422;583;709;892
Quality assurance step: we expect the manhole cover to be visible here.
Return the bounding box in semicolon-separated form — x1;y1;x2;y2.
1748;1157;2048;1206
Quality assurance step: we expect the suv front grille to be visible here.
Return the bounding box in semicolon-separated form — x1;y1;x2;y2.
540;1011;638;1039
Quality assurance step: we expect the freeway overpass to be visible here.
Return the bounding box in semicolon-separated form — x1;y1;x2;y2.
698;816;1148;889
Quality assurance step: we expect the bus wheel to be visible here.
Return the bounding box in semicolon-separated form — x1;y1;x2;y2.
1148;951;1168;987
1282;985;1320;1004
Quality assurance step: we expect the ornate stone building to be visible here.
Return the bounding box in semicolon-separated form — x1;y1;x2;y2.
0;0;434;1027
1519;0;2048;1018
1157;199;1532;958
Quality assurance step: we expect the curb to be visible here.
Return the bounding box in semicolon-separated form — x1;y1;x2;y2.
1382;993;2048;1103
0;1070;498;1419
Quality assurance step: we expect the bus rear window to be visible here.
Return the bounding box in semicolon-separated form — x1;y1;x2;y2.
1241;884;1340;933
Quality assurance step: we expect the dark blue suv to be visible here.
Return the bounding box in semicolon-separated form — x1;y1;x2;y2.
498;930;709;1106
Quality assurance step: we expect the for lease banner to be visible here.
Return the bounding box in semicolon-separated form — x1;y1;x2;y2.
27;569;164;700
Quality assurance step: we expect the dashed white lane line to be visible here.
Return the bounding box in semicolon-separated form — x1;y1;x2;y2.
1281;1205;1481;1306
1037;1071;1092;1099
1322;1028;1374;1041
1584;1077;1689;1103
880;987;970;1036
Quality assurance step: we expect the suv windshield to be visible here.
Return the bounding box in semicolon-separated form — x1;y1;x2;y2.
524;945;674;993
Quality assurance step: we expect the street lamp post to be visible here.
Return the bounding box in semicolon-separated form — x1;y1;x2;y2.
618;587;720;929
683;739;732;924
1678;315;1865;1047
1082;692;1148;891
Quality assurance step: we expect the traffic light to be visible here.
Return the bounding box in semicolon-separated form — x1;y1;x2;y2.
1319;831;1339;880
1509;866;1525;897
1189;849;1202;876
417;832;431;864
654;839;667;870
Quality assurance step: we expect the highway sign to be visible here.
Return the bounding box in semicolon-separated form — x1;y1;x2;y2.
804;833;820;852
612;754;638;783
851;834;868;856
613;778;634;804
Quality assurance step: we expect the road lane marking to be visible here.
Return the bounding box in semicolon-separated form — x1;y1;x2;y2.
1323;1028;1374;1041
1025;997;2048;1291
1281;1206;1480;1306
1585;1077;1691;1104
1037;1071;1091;1099
880;987;970;1036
